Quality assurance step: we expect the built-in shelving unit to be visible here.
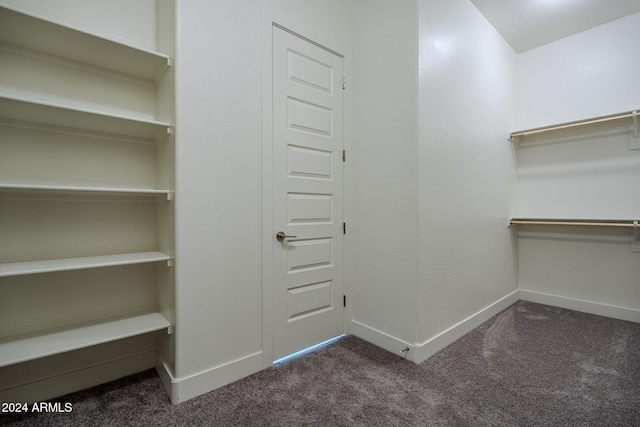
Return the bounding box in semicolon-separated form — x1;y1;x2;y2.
0;4;175;377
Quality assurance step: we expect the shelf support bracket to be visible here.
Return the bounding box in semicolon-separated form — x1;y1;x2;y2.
632;221;640;253
631;111;640;150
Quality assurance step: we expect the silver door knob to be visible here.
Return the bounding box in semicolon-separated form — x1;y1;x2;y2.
276;231;297;242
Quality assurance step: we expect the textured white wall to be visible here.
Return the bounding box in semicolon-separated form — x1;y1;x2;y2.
174;0;263;379
417;0;518;344
518;225;640;316
514;12;640;317
350;0;419;347
516;12;640;130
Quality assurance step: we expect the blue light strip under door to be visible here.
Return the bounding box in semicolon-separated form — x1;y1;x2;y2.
273;334;345;364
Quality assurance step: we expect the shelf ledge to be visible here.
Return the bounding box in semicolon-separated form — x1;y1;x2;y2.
509;218;639;228
0;94;172;141
0;6;171;84
509;109;639;141
0;183;172;199
0;252;172;277
0;311;171;368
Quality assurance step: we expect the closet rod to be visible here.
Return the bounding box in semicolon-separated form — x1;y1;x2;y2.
510;219;639;228
510;109;638;139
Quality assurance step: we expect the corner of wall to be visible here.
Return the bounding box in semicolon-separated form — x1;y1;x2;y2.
156;351;264;404
350;320;416;362
413;291;519;364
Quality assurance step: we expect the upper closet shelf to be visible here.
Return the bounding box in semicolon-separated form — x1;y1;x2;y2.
0;95;172;141
510;109;639;144
0;6;171;84
509;218;639;228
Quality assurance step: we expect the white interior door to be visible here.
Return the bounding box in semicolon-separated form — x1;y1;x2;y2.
272;25;344;361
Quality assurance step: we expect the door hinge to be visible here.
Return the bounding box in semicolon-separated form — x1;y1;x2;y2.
343;222;346;235
343;295;346;307
342;150;346;162
342;77;346;90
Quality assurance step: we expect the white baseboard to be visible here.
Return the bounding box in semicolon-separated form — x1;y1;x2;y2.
519;289;640;323
0;351;156;404
350;320;415;361
157;351;264;404
413;290;520;364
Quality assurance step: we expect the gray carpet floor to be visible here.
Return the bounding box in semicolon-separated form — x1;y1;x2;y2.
2;301;639;426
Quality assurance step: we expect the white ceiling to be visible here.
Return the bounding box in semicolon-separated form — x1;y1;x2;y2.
469;0;640;52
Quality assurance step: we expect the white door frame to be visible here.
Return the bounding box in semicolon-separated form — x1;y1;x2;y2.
261;11;353;368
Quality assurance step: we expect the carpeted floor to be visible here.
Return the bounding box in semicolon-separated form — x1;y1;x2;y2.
2;301;639;426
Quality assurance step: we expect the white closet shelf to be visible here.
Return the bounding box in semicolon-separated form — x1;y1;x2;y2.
0;252;172;278
509;218;639;228
0;95;172;140
0;311;171;368
0;183;172;199
0;6;170;84
510;109;639;141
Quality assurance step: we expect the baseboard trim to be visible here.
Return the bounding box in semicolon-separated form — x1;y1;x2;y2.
519;289;640;323
158;351;264;404
350;320;415;362
0;351;156;404
413;290;520;364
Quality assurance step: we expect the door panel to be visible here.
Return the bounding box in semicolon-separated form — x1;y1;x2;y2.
287;146;332;180
288;281;333;319
272;26;344;360
287;193;333;224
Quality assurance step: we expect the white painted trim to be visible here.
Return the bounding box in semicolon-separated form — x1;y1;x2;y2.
261;7;276;369
0;351;156;404
342;54;354;337
158;351;263;405
413;290;520;364
154;353;175;402
350;320;415;362
519;289;640;323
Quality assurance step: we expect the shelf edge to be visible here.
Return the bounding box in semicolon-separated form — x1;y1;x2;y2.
0;311;171;368
0;252;172;277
